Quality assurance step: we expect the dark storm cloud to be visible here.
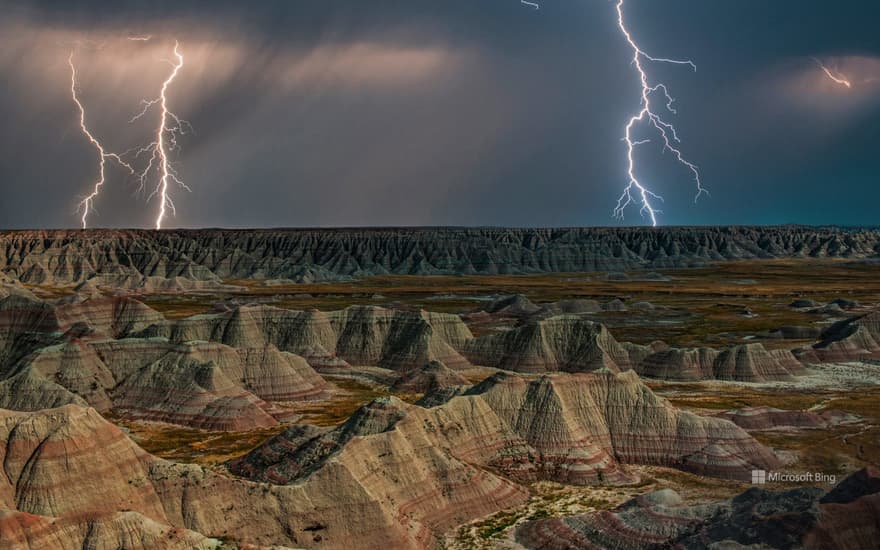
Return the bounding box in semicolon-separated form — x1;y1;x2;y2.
1;0;879;229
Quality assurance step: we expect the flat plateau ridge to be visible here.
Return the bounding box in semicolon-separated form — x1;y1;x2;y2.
1;226;878;284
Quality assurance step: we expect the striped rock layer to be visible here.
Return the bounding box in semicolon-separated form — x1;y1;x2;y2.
0;370;782;549
232;370;780;486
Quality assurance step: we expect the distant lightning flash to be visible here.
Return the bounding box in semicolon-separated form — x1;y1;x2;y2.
813;57;852;88
68;52;135;229
612;0;705;226
128;41;190;230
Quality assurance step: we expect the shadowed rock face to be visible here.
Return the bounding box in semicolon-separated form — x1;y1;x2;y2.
232;371;780;486
516;467;880;550
809;312;880;362
1;226;878;285
391;361;469;394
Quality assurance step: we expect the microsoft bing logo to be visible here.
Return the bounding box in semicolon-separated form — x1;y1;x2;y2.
751;470;767;485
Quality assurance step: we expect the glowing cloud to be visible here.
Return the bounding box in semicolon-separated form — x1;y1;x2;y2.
813;57;852;88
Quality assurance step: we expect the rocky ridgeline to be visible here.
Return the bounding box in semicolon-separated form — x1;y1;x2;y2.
516;467;880;550
1;226;878;285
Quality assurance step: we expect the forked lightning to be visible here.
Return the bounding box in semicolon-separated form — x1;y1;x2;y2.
520;0;705;226
69;52;136;229
68;41;189;230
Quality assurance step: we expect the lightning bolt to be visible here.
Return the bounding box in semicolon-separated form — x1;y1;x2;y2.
519;0;703;226
68;52;136;229
813;57;852;88
612;0;705;226
128;40;190;230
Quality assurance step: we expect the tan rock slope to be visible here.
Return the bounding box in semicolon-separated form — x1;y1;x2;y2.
0;405;436;549
1;338;330;430
0;509;221;550
233;370;780;486
463;316;643;374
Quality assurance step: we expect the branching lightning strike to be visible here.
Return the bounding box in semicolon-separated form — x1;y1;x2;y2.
519;0;704;226
128;41;190;230
69;52;136;229
612;0;705;226
68;41;190;230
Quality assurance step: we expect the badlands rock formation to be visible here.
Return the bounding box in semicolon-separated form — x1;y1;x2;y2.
2;226;878;285
638;342;806;382
233;371;780;485
1;337;330;430
807;311;880;362
153;304;474;371
0;405;415;549
463;315;804;382
516;467;880;550
0;295;330;430
463;316;644;373
390;360;469;393
3;367;775;550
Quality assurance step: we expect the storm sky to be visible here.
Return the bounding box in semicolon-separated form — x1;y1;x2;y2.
1;0;878;229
